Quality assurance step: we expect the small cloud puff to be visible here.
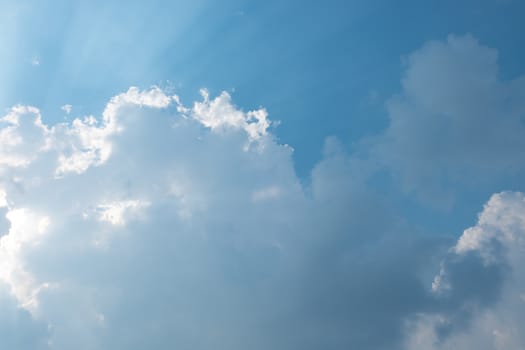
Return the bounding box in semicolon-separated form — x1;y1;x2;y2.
60;105;72;115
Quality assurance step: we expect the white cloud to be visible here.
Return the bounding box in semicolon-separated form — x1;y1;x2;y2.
0;38;524;347
60;105;72;115
0;105;50;168
405;192;525;350
0;208;52;313
371;34;525;206
455;192;525;259
95;200;150;226
0;86;433;349
0;87;321;349
191;89;271;143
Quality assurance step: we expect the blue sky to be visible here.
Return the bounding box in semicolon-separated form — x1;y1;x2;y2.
4;0;524;174
1;1;525;349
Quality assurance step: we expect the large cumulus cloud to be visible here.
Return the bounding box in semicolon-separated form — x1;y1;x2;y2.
0;86;434;349
0;34;524;350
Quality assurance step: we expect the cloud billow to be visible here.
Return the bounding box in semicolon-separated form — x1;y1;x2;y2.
372;34;525;207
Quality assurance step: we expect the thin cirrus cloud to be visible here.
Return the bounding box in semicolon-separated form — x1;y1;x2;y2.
0;34;524;350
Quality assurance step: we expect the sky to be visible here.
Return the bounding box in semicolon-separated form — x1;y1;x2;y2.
0;0;525;349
